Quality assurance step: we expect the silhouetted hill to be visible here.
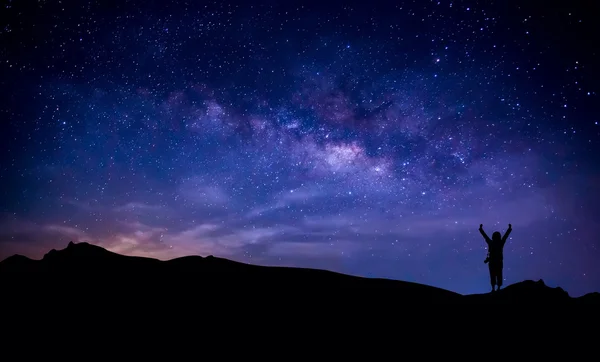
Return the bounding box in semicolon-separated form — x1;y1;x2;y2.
0;242;597;304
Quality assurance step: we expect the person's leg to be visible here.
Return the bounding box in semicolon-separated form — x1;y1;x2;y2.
497;261;504;289
488;263;496;291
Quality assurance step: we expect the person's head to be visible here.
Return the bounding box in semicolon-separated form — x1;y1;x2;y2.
492;231;501;242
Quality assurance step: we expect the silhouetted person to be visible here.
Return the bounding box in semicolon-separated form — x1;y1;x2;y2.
479;223;512;292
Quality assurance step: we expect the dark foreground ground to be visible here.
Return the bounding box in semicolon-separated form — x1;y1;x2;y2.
1;241;598;305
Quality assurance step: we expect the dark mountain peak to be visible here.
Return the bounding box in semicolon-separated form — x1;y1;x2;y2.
164;254;250;273
42;241;122;265
0;254;33;267
65;240;101;252
577;292;600;304
44;248;58;258
463;278;573;303
506;279;569;297
1;254;32;263
50;241;112;255
0;254;37;275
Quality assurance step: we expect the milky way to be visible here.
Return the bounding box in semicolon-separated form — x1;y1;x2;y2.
1;0;599;295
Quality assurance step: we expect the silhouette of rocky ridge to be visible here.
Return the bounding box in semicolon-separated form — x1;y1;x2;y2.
0;241;597;304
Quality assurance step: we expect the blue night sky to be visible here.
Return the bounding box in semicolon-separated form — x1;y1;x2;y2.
1;0;599;296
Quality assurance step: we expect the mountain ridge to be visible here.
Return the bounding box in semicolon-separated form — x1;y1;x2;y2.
0;241;597;304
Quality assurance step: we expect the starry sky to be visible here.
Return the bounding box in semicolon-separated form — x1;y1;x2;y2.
1;0;599;296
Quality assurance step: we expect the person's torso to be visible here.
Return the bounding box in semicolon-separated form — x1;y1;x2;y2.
488;241;504;261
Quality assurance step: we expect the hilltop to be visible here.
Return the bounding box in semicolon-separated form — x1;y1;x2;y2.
0;241;597;305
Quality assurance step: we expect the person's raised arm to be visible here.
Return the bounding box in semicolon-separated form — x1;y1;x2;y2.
479;224;491;244
501;223;512;245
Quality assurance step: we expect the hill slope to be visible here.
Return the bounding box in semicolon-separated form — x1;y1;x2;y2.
0;241;597;304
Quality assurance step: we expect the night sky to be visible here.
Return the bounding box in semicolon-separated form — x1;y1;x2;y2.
1;0;599;296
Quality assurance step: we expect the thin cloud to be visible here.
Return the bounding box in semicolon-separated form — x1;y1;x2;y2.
267;240;363;258
178;177;230;205
114;202;167;214
246;185;325;218
43;224;94;242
